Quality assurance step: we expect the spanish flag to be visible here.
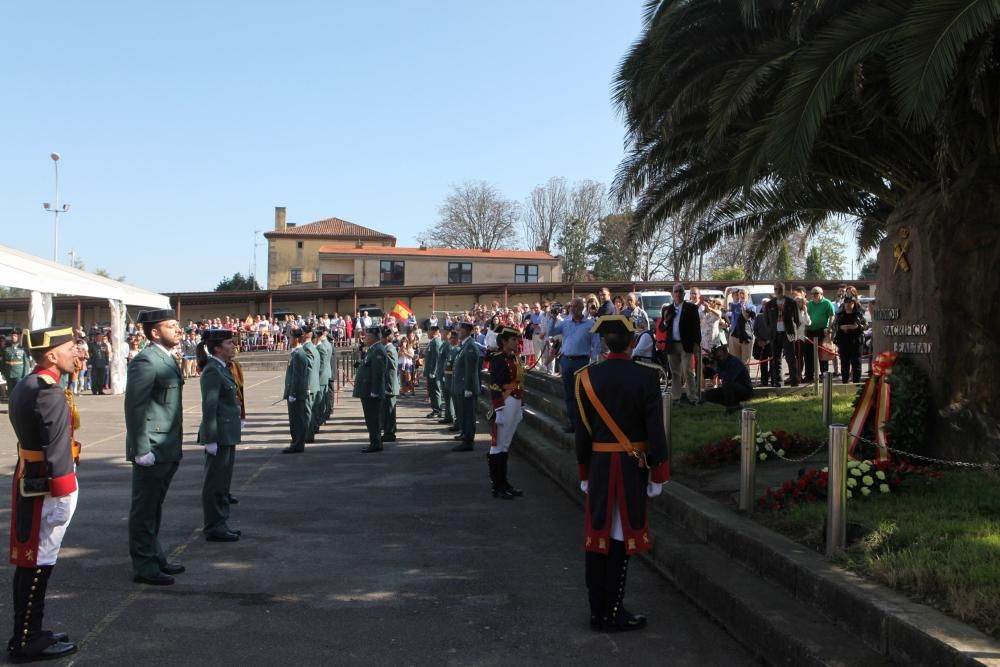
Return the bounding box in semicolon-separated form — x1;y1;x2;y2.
390;300;413;321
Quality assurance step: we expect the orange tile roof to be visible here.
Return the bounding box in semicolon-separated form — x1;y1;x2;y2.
318;245;558;261
265;217;396;241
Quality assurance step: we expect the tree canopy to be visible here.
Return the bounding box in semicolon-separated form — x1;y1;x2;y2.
215;273;261;291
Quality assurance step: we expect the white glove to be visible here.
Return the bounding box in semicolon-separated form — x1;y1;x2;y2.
429;373;435;379
370;392;379;398
647;481;663;498
134;451;156;466
45;495;73;527
204;443;219;456
240;420;247;429
494;409;505;425
463;390;473;398
287;395;296;403
580;480;589;494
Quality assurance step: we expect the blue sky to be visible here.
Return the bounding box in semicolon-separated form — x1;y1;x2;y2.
1;1;646;292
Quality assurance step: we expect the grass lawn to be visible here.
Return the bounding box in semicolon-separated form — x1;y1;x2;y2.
673;392;857;458
759;470;1000;638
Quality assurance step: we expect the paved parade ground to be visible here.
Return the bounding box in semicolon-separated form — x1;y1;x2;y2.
0;370;753;666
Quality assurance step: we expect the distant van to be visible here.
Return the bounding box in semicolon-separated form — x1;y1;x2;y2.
638;290;672;315
724;284;775;308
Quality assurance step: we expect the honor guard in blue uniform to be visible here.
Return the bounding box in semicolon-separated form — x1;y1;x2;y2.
7;326;80;663
301;327;321;443
423;325;443;419
282;328;310;453
381;327;399;442
575;316;670;633
197;329;242;542
354;327;387;453
126;309;186;586
451;321;480;452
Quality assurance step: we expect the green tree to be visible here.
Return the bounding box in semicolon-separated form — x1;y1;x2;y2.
559;218;591;283
804;247;824;280
215;273;261;291
859;258;879;279
773;243;792;280
710;265;744;281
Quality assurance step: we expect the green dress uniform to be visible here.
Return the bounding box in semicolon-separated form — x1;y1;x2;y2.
451;331;481;450
283;343;311;452
353;338;387;452
423;334;442;417
438;339;457;423
198;355;242;538
312;334;332;434
3;341;28;393
302;339;321;441
320;336;335;422
382;338;399;439
125;310;185;582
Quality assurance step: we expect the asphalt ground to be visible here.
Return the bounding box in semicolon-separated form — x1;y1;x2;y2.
0;370;755;667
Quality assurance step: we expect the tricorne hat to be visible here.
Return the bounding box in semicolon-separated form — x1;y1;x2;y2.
590;315;635;336
23;325;75;351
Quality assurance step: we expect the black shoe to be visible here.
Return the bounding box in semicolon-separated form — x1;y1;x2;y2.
605;610;647;633
505;485;524;497
382;435;397;442
305;437;316;443
360;446;383;453
160;562;185;575
133;572;175;586
451;442;474;452
282;446;304;454
426;412;439;418
205;531;240;542
227;494;239;505
448;425;460;432
10;640;77;663
492;488;516;500
453;434;463;440
438;418;453;424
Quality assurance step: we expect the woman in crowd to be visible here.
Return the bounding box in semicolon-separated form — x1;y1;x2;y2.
699;297;725;355
196;329;242;542
73;337;89;394
399;335;415;396
127;336;143;364
793;293;812;384
833;296;866;383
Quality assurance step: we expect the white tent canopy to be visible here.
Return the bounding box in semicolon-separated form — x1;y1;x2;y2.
0;244;171;394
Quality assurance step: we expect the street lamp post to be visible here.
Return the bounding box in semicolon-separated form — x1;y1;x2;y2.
42;152;70;262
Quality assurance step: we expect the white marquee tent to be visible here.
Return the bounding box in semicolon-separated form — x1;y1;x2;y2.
0;244;171;394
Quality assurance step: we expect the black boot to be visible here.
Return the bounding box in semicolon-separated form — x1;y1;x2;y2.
9;566;77;662
490;453;514;499
499;452;522;497
585;551;607;631
603;541;646;633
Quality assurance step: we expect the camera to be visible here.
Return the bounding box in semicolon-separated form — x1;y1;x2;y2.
549;303;563;316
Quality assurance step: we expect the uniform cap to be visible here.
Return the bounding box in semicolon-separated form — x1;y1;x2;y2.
24;325;75;351
366;326;382;335
136;309;176;325
457;321;474;331
313;325;327;334
202;329;233;342
290;327;305;338
380;326;394;338
590;315;634;336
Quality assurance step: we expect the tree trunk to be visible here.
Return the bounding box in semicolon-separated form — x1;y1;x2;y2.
873;161;1000;461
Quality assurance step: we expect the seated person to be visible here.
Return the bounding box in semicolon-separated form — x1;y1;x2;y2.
702;343;753;412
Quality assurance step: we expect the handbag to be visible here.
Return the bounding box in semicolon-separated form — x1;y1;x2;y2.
819;340;838;362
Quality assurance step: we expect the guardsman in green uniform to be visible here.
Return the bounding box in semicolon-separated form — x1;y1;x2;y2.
282;328;310;454
125;309;186;586
451;321;480;452
3;331;29;394
312;326;332;435
196;330;242;542
353;327;386;453
437;329;459;426
381;327;400;442
7;326;80;663
301;327;321;443
318;327;335;423
88;333;110;395
423;325;442;419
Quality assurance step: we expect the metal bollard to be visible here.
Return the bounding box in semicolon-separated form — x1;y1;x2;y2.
662;389;672;465
826;424;848;557
739;408;757;512
813;340;821;396
822;371;834;426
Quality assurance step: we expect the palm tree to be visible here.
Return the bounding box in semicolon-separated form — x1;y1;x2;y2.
613;0;1000;455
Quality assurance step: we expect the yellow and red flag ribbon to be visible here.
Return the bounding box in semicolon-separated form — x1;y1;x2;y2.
847;351;897;462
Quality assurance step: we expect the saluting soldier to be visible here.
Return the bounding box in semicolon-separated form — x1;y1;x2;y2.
487;324;525;499
301;327;321;443
575;315;670;633
7;326;80;663
437;329;459;426
423;325;443;419
125;309;186;586
451;321;480;452
354;327;387;453
197;330;242;542
312;326;332;435
381;327;399;442
282;328;310;454
3;331;29;394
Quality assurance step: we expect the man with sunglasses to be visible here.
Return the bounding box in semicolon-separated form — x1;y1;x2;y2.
762;282;800;387
663;284;701;405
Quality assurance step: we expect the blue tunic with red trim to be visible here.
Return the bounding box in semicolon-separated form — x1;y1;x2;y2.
574;354;669;555
8;368;78;567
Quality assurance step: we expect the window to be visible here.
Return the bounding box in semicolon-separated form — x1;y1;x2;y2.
290;268;302;284
514;264;538;283
380;260;405;286
448;262;472;284
322;273;354;288
296;241;303;249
